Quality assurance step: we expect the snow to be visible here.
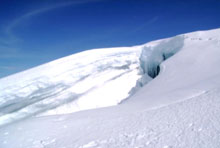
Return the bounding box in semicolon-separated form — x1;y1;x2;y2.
0;46;142;126
0;28;220;147
1;88;220;148
126;28;220;110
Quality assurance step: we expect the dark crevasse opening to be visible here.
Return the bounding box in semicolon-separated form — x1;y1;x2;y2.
147;63;160;79
146;51;176;79
151;65;160;79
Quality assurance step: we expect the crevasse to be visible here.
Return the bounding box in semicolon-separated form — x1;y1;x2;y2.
128;36;184;95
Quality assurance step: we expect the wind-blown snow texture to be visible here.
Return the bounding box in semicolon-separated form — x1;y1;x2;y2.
0;28;220;148
0;46;142;126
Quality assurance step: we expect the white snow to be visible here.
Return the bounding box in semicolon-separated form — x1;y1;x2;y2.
0;46;142;126
0;28;220;148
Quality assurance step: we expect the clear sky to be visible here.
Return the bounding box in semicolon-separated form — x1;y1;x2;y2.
0;0;220;78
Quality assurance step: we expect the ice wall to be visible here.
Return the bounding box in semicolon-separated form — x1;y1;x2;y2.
129;36;184;94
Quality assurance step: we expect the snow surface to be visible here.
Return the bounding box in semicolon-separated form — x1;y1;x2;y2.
0;28;220;147
0;46;142;126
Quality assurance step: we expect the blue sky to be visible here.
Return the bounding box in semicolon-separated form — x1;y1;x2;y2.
0;0;220;78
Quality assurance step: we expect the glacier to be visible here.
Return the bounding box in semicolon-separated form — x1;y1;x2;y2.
0;33;184;126
0;28;220;148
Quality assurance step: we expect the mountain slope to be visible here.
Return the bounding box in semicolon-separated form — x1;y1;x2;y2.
0;28;220;148
0;46;142;126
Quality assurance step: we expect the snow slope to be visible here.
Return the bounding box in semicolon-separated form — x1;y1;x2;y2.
1;87;220;148
127;28;220;109
0;28;220;147
0;46;142;126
